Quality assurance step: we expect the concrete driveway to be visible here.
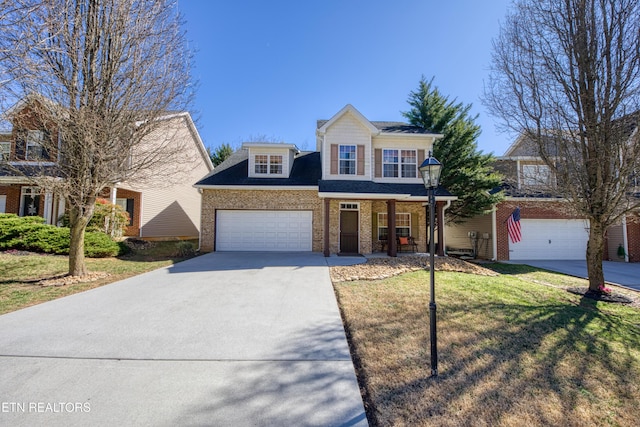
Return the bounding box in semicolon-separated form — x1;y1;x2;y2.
0;252;368;426
510;259;640;291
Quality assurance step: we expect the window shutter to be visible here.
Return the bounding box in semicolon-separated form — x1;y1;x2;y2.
374;149;382;177
418;150;426;168
15;130;26;160
330;144;338;175
126;199;135;225
357;145;365;175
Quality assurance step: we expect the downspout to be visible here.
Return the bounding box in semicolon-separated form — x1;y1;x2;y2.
491;206;498;261
197;188;203;252
441;200;451;255
622;215;629;263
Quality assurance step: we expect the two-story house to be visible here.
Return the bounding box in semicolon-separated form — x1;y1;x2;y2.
195;104;456;255
445;132;640;262
1;98;213;240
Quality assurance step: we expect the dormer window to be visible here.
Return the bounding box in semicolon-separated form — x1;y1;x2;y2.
383;149;417;178
339;145;356;175
254;154;283;175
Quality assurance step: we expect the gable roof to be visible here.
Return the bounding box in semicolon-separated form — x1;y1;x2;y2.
194;151;321;188
316;104;440;137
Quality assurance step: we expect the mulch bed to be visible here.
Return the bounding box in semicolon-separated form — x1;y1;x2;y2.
566;287;634;304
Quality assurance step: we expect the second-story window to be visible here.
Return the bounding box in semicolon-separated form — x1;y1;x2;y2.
383;149;417;178
26;130;45;161
254;154;283;175
339;145;356;175
0;141;9;161
269;155;283;174
521;164;551;187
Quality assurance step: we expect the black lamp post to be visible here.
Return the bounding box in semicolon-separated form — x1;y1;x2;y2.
419;151;442;377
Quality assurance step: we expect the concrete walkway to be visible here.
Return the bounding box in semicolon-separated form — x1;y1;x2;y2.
0;252;368;426
508;259;640;291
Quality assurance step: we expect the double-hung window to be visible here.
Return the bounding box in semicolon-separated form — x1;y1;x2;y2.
339;145;356;175
26;130;45;161
0;141;9;161
254;154;283;175
382;149;417;178
378;212;411;240
521;164;551;187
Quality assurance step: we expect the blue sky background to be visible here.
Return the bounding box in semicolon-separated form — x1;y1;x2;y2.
178;0;514;155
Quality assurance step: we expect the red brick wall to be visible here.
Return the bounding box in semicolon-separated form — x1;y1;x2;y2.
496;201;582;261
626;218;640;262
0;186;21;214
115;189;141;237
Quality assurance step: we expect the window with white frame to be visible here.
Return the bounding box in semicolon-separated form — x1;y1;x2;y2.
25;130;45;160
383;149;417;178
378;212;411;240
339;145;356;175
0;141;10;161
254;154;283;175
521;164;551;187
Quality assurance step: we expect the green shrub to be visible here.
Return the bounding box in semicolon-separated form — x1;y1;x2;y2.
59;198;129;238
175;240;196;257
21;226;70;254
84;231;122;257
0;214;122;257
0;214;47;250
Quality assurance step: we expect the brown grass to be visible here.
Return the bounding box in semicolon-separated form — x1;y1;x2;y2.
0;240;199;315
335;269;640;427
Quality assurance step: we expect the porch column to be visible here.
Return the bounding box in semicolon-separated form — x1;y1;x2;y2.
387;199;397;257
323;198;330;257
110;186;117;205
437;201;445;256
43;192;53;224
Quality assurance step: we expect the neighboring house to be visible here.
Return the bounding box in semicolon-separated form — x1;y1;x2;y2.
195;104;456;255
0;99;213;240
446;133;640;262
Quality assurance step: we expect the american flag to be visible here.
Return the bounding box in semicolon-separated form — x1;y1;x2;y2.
507;207;522;243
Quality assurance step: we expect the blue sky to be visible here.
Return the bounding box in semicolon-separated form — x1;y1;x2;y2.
178;0;514;155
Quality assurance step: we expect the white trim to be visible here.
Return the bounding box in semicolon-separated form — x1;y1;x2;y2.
491;206;498;261
622;215;629;263
43;192;53;224
316;104;379;135
195;185;319;191
504;196;565;202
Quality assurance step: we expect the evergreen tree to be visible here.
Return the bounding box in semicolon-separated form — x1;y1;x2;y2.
403;77;503;223
209;143;234;167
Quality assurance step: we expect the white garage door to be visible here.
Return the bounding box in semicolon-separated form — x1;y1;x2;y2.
509;219;589;260
216;210;313;251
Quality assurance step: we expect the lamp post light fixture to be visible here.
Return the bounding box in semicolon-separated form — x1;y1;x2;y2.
419;151;442;377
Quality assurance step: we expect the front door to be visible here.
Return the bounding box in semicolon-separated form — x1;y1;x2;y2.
340;210;359;253
20;187;40;217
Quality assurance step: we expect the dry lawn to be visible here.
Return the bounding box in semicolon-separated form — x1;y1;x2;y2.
334;267;640;427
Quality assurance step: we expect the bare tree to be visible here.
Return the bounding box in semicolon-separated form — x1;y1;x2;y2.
485;0;640;292
0;0;195;276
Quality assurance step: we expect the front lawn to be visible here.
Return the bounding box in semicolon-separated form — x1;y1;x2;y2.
335;266;640;427
0;240;199;315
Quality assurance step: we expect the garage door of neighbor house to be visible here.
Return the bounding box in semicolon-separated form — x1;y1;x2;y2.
509;219;589;260
216;210;313;251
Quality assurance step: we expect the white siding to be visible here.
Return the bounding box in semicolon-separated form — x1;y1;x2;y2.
371;136;433;184
323;113;372;180
247;146;293;178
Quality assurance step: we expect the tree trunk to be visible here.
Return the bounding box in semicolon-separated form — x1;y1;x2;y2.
586;220;605;292
68;205;93;277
